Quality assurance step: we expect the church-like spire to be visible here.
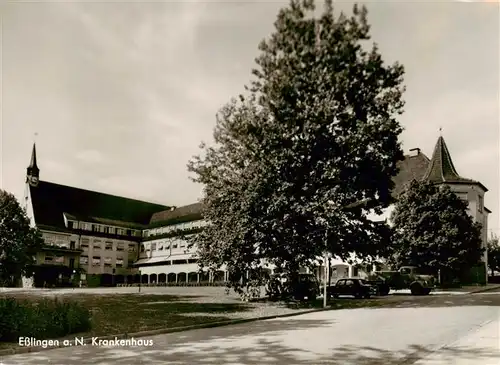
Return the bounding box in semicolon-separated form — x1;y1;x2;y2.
26;143;40;186
423;136;471;184
29;143;38;169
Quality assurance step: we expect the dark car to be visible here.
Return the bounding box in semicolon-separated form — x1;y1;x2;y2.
266;273;319;301
328;278;376;299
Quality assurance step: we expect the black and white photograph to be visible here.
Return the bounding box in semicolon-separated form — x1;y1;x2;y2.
0;0;499;364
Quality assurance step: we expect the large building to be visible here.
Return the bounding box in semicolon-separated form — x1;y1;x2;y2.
22;135;490;287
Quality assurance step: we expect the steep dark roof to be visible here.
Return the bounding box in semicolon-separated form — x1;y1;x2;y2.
30;181;171;230
149;202;203;227
422;136;487;192
392;152;430;197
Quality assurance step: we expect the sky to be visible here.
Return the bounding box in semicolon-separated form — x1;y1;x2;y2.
0;0;498;236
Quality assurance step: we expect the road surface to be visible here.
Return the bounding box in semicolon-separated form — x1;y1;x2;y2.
1;292;500;364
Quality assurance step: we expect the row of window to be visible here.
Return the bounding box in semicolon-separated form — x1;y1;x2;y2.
144;220;206;237
80;238;136;252
67;220;141;237
140;239;191;253
80;256;126;267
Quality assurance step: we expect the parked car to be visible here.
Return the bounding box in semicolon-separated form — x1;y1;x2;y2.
328;278;376;299
266;273;320;301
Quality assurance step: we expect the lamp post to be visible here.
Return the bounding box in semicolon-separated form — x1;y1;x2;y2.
138;270;142;293
323;252;332;308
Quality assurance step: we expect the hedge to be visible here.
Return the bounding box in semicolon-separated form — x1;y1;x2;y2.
0;297;91;342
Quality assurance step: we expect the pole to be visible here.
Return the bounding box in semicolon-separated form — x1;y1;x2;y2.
323;251;328;308
138;270;141;293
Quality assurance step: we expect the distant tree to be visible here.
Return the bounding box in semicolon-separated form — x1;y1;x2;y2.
487;235;500;277
390;180;484;281
0;190;43;287
188;0;405;298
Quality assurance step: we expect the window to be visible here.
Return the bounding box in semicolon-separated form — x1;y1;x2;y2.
126;229;132;236
128;245;136;252
105;241;113;250
116;243;124;251
70;240;76;250
108;227;115;235
478;195;483;212
151;243;157;251
103;226;109;234
172;242;178;249
104;257;112;266
93;240;101;250
80;256;88;265
159;245;164;251
140;244;145;253
172;259;188;265
68;221;74;229
81;238;89;248
116;258;124;267
44;255;53;263
92;256;100;266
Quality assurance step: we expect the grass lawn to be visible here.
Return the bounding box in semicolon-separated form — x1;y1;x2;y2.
0;293;252;350
0;292;406;351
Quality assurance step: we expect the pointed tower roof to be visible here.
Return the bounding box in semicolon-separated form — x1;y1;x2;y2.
28;143;38;169
423;136;487;191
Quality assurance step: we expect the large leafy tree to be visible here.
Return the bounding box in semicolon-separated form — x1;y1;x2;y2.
0;190;43;286
390;180;484;279
487;235;500;277
188;0;405;296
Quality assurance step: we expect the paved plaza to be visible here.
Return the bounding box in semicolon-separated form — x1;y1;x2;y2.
1;291;500;364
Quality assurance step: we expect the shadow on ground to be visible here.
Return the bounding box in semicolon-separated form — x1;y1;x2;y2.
3;335;499;365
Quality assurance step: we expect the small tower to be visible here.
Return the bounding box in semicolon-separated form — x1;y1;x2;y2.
26;143;40;187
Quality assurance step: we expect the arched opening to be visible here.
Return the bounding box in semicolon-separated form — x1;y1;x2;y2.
150;273;157;284
158;273;166;283
126;275;133;284
141;274;148;284
177;272;187;282
114;275;124;284
167;273;176;283
133;274;140;284
187;272;198;283
199;271;209;282
214;270;225;282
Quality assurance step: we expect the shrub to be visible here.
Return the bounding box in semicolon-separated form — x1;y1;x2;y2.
0;296;91;342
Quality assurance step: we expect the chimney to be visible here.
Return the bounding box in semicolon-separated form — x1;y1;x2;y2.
409;148;420;157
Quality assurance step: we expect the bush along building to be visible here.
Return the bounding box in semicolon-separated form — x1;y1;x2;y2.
22;135;490;287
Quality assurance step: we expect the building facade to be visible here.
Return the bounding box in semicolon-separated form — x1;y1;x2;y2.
22;135;490;287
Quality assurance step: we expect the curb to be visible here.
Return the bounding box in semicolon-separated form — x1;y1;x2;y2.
0;307;328;357
468;285;500;294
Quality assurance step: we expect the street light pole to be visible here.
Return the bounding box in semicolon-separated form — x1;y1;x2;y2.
323;251;329;308
138;270;141;293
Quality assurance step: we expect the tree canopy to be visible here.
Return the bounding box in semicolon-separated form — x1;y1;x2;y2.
390;180;484;278
0;189;43;286
188;0;405;296
487;235;500;276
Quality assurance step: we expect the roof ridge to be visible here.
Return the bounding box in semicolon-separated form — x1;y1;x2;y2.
39;180;169;207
